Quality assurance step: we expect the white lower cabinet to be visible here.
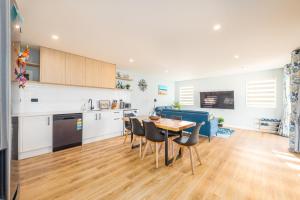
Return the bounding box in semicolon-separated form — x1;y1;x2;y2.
83;110;123;144
82;111;101;140
17;110;124;159
19;115;52;159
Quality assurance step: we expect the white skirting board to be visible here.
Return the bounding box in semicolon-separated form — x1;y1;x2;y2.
83;132;122;144
19;132;122;160
19;146;52;160
223;124;258;132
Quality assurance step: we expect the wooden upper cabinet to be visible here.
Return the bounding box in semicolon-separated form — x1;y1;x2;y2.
85;58;101;87
100;62;116;88
66;54;86;86
39;46;116;88
40;47;66;84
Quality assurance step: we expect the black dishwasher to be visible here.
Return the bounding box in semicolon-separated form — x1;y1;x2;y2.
53;113;83;152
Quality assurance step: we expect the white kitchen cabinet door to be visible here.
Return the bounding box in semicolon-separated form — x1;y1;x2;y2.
21;115;52;152
111;111;123;134
83;112;100;140
98;111;113;135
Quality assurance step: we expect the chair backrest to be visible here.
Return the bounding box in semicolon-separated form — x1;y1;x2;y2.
125;113;136;130
130;118;144;136
169;115;182;120
186;122;205;145
143;120;165;142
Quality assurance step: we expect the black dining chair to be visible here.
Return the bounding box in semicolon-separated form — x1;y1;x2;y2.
130;118;145;158
142;120;165;168
172;122;205;175
123;113;135;144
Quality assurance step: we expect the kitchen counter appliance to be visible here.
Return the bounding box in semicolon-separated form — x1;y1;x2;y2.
53;113;83;152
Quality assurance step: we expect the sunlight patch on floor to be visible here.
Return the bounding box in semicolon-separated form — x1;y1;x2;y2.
285;162;300;170
272;150;295;157
274;153;300;163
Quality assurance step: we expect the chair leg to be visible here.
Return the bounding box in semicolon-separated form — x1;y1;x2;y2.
142;140;149;160
123;130;128;144
193;146;202;165
155;142;159;168
139;137;143;157
188;147;195;175
158;143;163;153
172;145;181;165
171;139;174;158
131;135;135;145
149;143;154;153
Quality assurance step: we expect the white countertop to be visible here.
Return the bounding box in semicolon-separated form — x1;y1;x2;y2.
12;109;130;117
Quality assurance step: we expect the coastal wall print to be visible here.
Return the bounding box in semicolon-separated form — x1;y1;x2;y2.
158;85;168;95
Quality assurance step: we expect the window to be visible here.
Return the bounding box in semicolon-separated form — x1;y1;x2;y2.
246;79;276;108
179;86;194;105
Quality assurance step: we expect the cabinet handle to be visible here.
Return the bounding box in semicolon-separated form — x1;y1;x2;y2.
114;112;120;114
48;117;50;126
95;113;98;120
99;113;101;120
114;118;120;120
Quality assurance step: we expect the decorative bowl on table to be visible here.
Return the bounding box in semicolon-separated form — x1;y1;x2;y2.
149;115;160;120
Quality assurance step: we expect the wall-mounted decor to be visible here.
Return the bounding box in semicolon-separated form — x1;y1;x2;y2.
158;85;168;95
15;47;30;88
138;79;147;91
99;100;110;109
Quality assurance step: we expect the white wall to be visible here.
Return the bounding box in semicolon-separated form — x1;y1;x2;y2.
175;68;284;130
117;70;175;115
12;70;175;115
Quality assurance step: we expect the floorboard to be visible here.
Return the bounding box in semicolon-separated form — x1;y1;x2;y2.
18;129;300;200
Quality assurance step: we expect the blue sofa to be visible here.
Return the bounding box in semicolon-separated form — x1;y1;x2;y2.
155;107;218;142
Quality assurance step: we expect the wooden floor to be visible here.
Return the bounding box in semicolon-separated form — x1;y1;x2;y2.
19;129;300;200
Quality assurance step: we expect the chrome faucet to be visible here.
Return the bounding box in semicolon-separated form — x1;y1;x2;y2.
88;99;94;110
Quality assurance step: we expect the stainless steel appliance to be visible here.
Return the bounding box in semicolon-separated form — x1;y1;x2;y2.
53;113;83;152
124;103;131;109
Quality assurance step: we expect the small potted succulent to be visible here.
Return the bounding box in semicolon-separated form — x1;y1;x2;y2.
125;84;131;90
218;117;224;127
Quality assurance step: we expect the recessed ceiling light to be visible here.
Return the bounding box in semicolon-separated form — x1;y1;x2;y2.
213;24;221;31
234;55;240;59
164;70;169;73
51;35;59;40
129;58;135;63
15;24;20;29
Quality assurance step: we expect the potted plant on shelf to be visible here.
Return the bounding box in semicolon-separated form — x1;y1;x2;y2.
173;101;181;110
218;117;224;127
125;84;131;90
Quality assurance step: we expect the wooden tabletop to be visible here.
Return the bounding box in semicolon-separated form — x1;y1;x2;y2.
124;116;196;132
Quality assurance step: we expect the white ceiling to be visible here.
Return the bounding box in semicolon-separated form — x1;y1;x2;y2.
17;0;300;81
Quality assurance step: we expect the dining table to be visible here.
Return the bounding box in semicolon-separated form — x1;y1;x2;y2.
123;116;196;166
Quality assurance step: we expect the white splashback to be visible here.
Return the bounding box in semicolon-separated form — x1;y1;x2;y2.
12;82;130;114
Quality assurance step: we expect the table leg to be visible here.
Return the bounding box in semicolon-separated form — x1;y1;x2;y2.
179;131;182;157
164;130;169;166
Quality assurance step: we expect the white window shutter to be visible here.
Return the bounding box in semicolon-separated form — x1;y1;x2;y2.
179;86;194;106
246;80;276;108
